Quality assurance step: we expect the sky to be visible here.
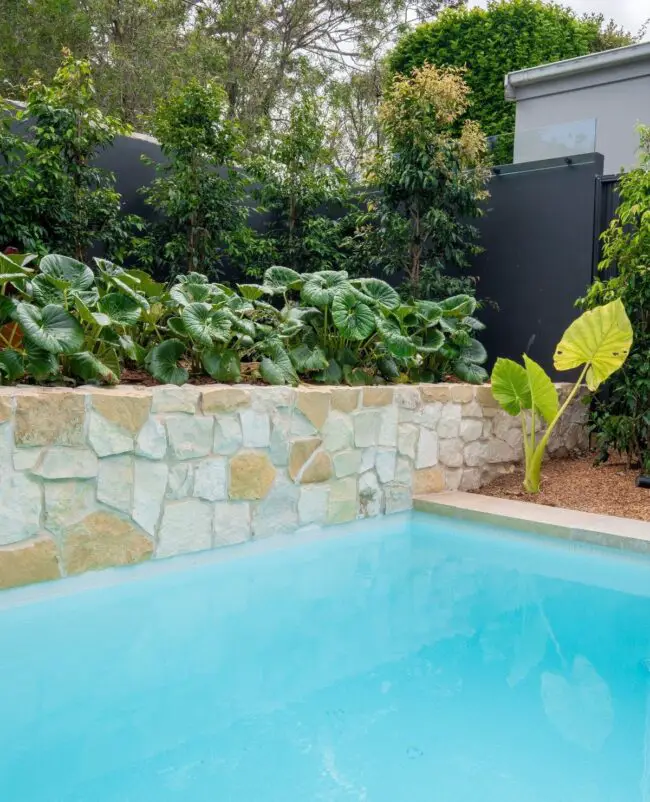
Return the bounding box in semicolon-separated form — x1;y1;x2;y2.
468;0;649;39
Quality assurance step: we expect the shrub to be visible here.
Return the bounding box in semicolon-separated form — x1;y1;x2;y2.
580;126;650;470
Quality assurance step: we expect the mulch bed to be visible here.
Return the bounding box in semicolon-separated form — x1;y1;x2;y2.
475;454;650;522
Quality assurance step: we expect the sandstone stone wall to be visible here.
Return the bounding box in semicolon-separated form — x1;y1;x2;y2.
0;383;587;590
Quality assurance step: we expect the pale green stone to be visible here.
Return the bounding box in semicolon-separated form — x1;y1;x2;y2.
32;447;98;480
157;499;212;558
166;415;213;460
133;460;168;536
97;455;133;514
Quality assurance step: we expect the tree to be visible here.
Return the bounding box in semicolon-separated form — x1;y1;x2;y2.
353;63;490;302
2;51;136;259
250;93;352;274
388;0;636;145
137;80;252;279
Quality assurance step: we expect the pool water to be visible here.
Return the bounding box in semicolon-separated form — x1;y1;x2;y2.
2;512;650;802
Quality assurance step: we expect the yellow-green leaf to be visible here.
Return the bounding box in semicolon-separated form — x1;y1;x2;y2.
553;299;633;391
523;354;558;425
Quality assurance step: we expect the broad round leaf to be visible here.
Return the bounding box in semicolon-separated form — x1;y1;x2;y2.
24;343;59;380
121;269;166;299
68;350;119;384
553;299;633;391
40;254;95;290
491;357;532;416
523;354;558;425
182;303;232;346
145;339;189;385
416;300;443;325
98;293;142;327
202;348;241;382
30;275;64;306
377;318;417;357
454;361;489;384
352;278;399;310
264;266;303;290
331;290;375;340
316;358;343;384
301;271;349;308
417;329;445;354
290;344;329;373
0;349;24;382
170;282;212;306
14;302;84;354
461;338;488;365
439;294;477;318
237;284;265;301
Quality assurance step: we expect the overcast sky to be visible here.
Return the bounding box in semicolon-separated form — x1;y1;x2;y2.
468;0;649;39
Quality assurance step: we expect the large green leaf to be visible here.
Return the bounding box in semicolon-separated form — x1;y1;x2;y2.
461;338;488;365
352;278;399;310
301;271;349;308
182;303;231;346
418;329;445;354
97;293;142;327
377;318;417;357
415;300;443;325
145;339;189;385
258;339;298;385
94;259;150;310
491;357;532;416
0;252;35;283
14;302;84;354
263;266;303;291
68;350;119;384
289;344;329;373
0;296;16;323
439;295;477;318
202;348;241;382
237;283;265;301
24;343;59;380
523;354;558;425
454;360;488;384
553;299;633;391
316;358;343;384
121;269;167;299
331;290;375;340
0;349;24;382
30;275;64;306
40;254;95;291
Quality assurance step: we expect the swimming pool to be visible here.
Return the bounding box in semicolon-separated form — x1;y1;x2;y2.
2;511;650;801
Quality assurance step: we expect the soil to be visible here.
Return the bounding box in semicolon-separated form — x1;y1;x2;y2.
475;454;650;522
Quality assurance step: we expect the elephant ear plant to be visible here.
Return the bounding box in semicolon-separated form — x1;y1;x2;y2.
491;300;633;493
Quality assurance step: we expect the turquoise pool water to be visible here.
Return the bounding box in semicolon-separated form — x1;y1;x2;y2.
2;512;650;802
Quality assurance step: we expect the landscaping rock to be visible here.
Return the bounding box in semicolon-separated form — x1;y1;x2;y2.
15;392;85;447
213;502;251;546
157;499;212;557
0;536;60;590
62;511;153;575
166;414;213;460
229;451;276;499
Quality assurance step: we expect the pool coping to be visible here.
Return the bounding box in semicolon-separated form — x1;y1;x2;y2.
413;491;650;553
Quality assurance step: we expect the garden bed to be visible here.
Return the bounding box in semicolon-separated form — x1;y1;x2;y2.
475;454;649;522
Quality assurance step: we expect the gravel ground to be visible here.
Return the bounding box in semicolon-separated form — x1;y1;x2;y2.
475;455;650;522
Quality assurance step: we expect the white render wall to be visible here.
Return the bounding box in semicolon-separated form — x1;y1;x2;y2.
0;383;588;590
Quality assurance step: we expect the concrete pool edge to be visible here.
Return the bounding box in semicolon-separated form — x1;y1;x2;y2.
414;491;650;553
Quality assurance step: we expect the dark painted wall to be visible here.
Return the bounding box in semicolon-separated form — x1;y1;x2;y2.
471;153;605;379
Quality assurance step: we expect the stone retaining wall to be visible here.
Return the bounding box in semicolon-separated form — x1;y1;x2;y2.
0;383;587;589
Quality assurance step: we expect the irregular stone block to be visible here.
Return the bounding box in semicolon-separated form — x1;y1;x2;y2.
133;460;168;536
166;415;213;460
251;477;299;537
395;456;412;486
97;455;133;514
0;536;60;590
333;449;362;478
269;408;292;466
445;468;463;491
0;395;12;423
32;447;98;480
398;423;418;459
353;410;378;447
90;391;151;435
384;483;411;514
88;410;134;457
460;419;483;442
298;484;329;526
438;438;464;468
289;438;321;481
420;385;451;403
475;385;499;408
322;412;354;453
151;385;200;414
331;387;359;413
193;457;228;501
44;480;96;536
229;451;276;500
377;406;399;449
359;471;382;517
413;467;445;495
363;387;393;407
213;502;251;547
486;440;516;464
415;428;438;469
166;463;194;499
213;415;243;456
201;386;250;413
296;389;331;430
460;468;482;491
464;440;488;467
450;385;475;403
62;512;153;575
375;449;397;483
300;451;333;484
463;400;484;418
327;477;357;524
135;416;167;460
240;409;271;448
15;392;85;447
418;402;443;430
157;499;212;557
437;412;461;438
13;449;41;471
0;472;42;545
290;409;317;436
250;387;295;411
360;447;376;473
394;386;421;410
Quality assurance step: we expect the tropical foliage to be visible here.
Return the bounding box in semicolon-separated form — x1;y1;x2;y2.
580;126;650;470
0;255;488;387
491;300;633;493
